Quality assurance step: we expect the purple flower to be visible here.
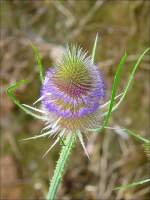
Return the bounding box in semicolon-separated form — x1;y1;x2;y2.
41;46;105;133
25;45;105;158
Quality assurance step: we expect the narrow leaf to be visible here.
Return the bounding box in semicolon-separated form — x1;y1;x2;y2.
124;129;150;144
102;52;127;129
91;33;99;64
115;178;150;190
6;80;45;120
31;44;44;82
103;48;150;116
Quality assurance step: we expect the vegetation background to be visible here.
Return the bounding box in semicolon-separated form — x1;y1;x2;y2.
0;0;150;199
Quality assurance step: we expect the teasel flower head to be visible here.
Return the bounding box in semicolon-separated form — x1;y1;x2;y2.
29;45;105;157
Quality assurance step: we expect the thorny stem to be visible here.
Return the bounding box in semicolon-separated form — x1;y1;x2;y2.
47;33;99;200
47;133;76;200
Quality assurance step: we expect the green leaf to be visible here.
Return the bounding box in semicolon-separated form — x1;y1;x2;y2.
31;44;44;82
115;178;150;190
124;129;150;144
103;47;150;116
6;80;45;120
103;52;127;127
91;33;99;64
124;129;150;157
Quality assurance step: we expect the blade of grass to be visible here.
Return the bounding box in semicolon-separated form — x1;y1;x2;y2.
31;44;44;83
124;129;150;157
124;129;150;144
115;178;150;190
103;47;150;117
91;33;99;64
101;52;127;129
6;80;45;120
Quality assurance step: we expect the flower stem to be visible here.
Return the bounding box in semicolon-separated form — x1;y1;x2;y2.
47;133;76;200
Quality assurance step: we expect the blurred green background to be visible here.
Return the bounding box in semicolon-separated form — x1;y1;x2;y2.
0;0;150;199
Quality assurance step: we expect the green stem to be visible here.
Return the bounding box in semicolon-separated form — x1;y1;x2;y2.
31;43;44;83
47;133;76;200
